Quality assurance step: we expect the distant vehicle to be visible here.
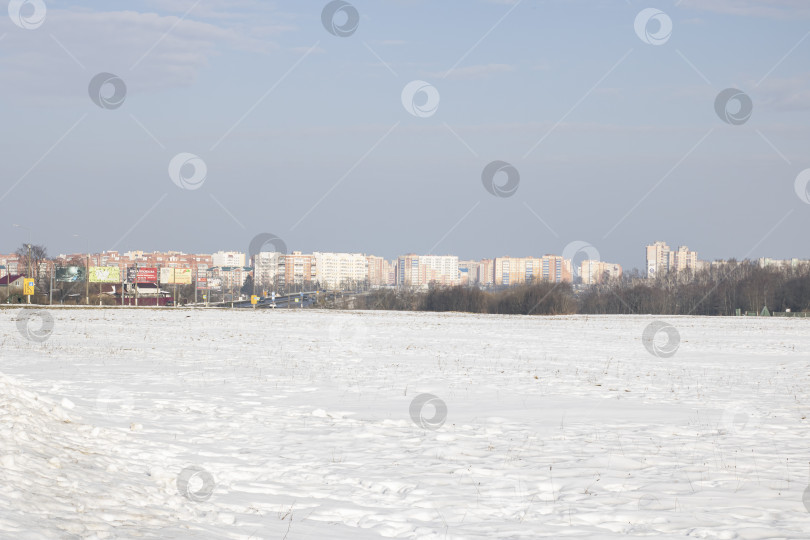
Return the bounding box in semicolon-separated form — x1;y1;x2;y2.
269;303;277;309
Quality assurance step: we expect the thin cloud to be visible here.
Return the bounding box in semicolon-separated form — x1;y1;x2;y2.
754;76;810;111
678;0;810;19
425;63;516;80
0;8;283;102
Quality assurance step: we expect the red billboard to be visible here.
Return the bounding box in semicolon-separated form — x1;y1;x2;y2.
127;267;158;283
196;277;209;290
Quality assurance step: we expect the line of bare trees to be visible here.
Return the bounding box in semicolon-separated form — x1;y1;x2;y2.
352;261;810;316
355;281;577;315
580;260;810;315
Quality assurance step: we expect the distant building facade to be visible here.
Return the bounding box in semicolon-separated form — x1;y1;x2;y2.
492;256;572;286
396;254;459;288
313;252;368;290
646;241;698;277
282;251;316;287
580;260;623;285
367;256;395;287
253;252;284;289
758;257;810;270
212;251;246;268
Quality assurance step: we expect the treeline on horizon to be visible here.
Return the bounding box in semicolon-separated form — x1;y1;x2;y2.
352;261;810;316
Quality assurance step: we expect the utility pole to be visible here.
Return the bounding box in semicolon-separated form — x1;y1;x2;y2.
13;224;32;304
86;252;90;305
252;256;256;300
26;242;31;304
135;263;139;307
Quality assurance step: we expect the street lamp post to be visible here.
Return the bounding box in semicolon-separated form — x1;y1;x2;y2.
73;234;90;305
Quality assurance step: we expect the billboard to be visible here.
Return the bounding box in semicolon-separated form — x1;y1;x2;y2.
196;276;209;290
208;277;223;290
127;267;158;283
160;268;193;285
89;266;121;283
159;268;173;284
175;268;192;285
56;266;86;282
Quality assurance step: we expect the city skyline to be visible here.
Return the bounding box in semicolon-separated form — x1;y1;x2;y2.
2;234;807;274
4;239;808;293
2;237;807;268
1;1;809;272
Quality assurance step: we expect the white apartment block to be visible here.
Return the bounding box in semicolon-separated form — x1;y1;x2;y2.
421;255;458;286
313;252;368;290
758;258;810;270
396;254;459;288
253;251;284;289
212;251;246;268
646;241;670;277
580;260;623;285
646;241;698;277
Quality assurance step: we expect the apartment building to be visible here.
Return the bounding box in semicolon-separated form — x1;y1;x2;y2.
53;251;213;274
0;255;20;277
758;258;810;270
646;241;698;277
669;246;698;273
212;251;246;268
580;260;623;285
313;252;368;289
367;255;395;287
208;266;250;290
492;255;572;286
282;251;316;287
458;260;479;286
476;259;495;286
253;251;284;289
396;254;459;288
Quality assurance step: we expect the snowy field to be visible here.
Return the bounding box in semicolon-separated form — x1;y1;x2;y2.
1;308;809;539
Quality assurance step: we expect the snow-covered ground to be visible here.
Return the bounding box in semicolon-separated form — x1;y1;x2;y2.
1;308;809;539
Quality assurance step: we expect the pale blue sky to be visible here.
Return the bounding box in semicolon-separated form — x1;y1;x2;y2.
1;0;809;270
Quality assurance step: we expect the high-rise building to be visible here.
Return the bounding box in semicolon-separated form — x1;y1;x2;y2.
367;256;395;287
477;259;495;286
646;242;698;277
669;245;698;273
282;251;316;287
253;251;284;289
458;260;479;286
313;252;368;290
646;241;670;277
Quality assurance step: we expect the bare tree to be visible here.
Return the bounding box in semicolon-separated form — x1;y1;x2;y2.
15;244;48;286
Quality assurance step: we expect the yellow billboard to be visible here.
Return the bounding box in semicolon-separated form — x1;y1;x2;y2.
23;279;35;295
174;268;192;285
160;268;193;285
89;267;121;283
